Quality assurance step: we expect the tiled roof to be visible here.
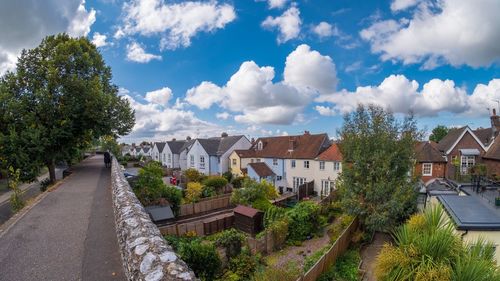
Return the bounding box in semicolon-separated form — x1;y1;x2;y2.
317;143;342;161
155;142;166;153
167;140;187;154
198;135;246;156
234;205;261;218
236;133;329;159
436;126;466;152
248;162;275;177
484;136;500;160
473;128;493;146
415;141;446;163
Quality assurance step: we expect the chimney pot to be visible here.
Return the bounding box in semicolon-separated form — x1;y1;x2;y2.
304;130;310;135
186;136;192;140
172;138;176;141
221;132;228;138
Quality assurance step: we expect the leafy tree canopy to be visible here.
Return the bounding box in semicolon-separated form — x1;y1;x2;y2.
429;125;449;143
0;33;134;182
338;105;420;232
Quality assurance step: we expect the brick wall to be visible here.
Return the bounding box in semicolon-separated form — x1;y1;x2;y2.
415;162;446;183
445;132;485;178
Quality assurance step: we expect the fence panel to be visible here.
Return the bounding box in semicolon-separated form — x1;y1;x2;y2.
178;194;232;217
298;217;359;281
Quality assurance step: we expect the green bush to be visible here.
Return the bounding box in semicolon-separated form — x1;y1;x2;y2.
134;162;165;205
8;167;25;213
202;185;216;198
184;168;205;183
226;250;258;280
222;171;233;183
286;201;321;242
177;239;221;280
210;228;246;258
267;219;288;250
317;249;360;281
232;176;246;189
252;262;300;281
39;178;51;192
161;185;182;216
264;205;287;228
252;198;273;211
231;178;278;206
203;176;228;192
327;214;354;242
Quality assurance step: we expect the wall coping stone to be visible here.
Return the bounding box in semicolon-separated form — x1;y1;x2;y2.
111;158;197;280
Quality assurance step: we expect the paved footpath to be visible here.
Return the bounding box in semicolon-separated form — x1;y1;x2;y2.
0;155;125;281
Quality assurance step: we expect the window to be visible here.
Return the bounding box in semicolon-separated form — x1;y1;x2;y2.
333;162;341;171
277;176;282;181
304;160;310;169
292;177;306;191
319;161;325;170
321;180;335;196
168;153;171;163
163;154;166;162
200;156;205;169
232;159;237;166
422;163;432;176
273;158;278;166
256;158;261;162
251;159;254;163
291;160;296;168
190;155;195;167
257;141;263;150
461;156;475;174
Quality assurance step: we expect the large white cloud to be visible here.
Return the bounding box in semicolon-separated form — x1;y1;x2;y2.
116;0;236;50
91;32;108;48
257;0;289;9
185;44;337;125
261;6;301;44
144;87;172;104
361;0;500;68
315;75;500;117
0;0;96;75
119;89;222;142
126;42;162;63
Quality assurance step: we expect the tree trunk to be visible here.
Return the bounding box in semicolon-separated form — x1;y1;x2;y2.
47;160;56;184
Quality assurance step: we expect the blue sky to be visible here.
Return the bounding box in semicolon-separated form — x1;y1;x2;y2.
0;0;499;143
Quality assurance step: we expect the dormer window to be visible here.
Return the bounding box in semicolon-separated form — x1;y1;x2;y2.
257;141;263;150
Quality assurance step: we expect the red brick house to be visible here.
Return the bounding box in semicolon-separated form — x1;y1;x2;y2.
415;141;447;184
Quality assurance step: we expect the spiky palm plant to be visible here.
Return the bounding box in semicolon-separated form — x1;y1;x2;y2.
375;205;500;281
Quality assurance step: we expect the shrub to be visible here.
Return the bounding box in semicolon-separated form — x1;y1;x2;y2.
186;182;203;203
231;178;278;206
252;262;300;281
286;201;321;242
8;167;25;213
202;185;216;198
177;240;221;280
211;228;246;258
264;205;287;228
232;176;246;189
267;219;288;250
184;168;205;183
161;185;182;216
203;176;228;192
134;162;165;205
252;198;272;211
226;250;258;280
317;249;360;281
222;171;233;183
327;214;354;242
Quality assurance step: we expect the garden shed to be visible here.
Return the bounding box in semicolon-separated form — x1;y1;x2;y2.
233;205;263;236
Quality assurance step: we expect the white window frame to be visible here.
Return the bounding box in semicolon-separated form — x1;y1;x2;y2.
232;159;237;166
190;155;194;167
273;158;278;166
460;155;475;174
319;161;325;170
304;160;310;169
256;158;261;162
292;177;306;191
333;162;341;171
291;160;296;168
199;156;205;169
422;163;433;176
257;141;263;150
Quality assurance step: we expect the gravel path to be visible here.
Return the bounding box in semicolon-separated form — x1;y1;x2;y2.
0;156;125;281
360;232;392;281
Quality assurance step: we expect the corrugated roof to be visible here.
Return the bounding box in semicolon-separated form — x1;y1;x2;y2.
436;126;466;152
415;141;446;163
234;133;329;159
248;162;275;177
234;205;261;218
317;143;342;161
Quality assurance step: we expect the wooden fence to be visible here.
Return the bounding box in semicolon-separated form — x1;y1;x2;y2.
298;180;315;200
247;229;287;255
178;193;232;217
296;217;359;281
159;212;234;237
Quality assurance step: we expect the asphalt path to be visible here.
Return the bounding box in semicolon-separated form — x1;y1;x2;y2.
0;155;125;281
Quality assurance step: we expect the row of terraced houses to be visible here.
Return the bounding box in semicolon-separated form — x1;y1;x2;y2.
124;131;342;197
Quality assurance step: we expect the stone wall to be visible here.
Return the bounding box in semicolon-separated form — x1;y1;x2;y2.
110;158;197;281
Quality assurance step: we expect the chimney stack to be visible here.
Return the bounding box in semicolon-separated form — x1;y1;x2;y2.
251;137;255;144
186;136;192;141
221;132;228;138
491;109;500;138
172;138;176;141
288;137;296;152
304;130;310;135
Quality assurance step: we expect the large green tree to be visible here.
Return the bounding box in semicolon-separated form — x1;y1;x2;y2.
338;105;420;232
0;34;135;183
429;125;449;142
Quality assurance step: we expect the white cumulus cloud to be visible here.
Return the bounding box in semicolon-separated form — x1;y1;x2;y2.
257;0;289;9
216;112;230;120
361;0;500;68
312;22;338;38
262;6;301;44
116;0;236;50
126;42;162;63
91;32;108;48
0;0;96;75
315;75;500;117
185;44;337;125
144;87;172;104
